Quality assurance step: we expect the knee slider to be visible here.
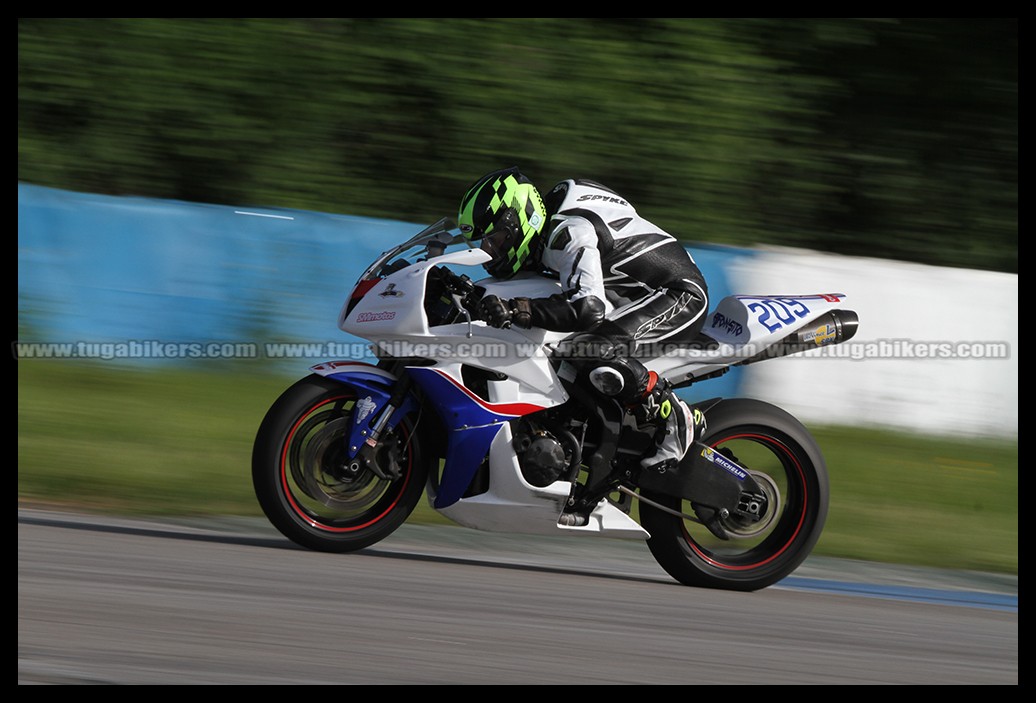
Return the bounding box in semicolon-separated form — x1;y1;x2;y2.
586;356;651;403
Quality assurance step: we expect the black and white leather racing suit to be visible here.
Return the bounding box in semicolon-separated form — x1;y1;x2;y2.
531;178;709;350
526;178;710;471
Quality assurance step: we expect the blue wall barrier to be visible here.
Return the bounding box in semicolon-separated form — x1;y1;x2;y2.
17;183;745;399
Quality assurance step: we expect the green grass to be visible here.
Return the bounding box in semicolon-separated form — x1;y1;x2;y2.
813;425;1016;573
17;359;1017;574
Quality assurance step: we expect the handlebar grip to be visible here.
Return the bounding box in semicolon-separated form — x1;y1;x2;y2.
438;267;475;295
454;273;475;294
434;266;484;314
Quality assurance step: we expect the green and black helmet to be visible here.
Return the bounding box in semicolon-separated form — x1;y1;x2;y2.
457;167;546;279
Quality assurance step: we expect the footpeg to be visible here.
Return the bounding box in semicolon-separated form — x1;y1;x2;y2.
558;512;589;527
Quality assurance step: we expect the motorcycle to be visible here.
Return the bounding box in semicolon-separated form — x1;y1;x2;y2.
252;218;859;591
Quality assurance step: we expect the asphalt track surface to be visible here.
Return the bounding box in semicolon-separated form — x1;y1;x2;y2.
18;508;1018;685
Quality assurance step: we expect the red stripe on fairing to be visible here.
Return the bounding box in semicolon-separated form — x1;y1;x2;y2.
684;432;807;570
280;394;411;533
351;279;380;299
431;368;546;417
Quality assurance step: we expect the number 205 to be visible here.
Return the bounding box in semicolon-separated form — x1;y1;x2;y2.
746;298;810;332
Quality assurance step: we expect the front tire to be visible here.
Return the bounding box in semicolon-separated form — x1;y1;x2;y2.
252;374;428;553
639;398;829;591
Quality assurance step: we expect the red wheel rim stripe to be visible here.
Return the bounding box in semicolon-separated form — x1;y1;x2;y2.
683;432;807;570
280;395;411;532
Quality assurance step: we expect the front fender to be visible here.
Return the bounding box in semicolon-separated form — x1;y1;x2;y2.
309;361;418;460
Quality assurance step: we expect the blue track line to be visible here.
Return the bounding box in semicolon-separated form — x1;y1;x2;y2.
778;576;1018;612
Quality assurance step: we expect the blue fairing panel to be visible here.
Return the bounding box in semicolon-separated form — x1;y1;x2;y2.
406;367;542;508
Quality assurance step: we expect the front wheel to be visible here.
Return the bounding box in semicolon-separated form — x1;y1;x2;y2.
252;374;429;553
639;398;829;591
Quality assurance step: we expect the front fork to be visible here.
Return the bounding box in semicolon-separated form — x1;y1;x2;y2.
310;360;420;482
346;373;415;481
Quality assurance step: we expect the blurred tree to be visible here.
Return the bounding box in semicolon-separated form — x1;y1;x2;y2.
749;18;1017;271
18;18;1017;272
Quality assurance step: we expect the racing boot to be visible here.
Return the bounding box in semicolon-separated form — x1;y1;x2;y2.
637;380;707;472
582;356;705;470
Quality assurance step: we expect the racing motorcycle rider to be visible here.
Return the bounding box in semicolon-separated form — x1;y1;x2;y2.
457;167;709;476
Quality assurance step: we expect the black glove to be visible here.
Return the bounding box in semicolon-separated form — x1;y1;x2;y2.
510;298;533;329
478;296;534;329
478;295;512;328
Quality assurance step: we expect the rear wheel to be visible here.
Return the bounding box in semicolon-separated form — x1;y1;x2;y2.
252;374;428;552
640;398;828;591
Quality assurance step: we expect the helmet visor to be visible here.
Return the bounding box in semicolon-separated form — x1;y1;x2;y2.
478;209;524;277
479;227;514;260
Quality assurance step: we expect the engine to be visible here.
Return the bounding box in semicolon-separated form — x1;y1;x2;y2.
513;421;579;488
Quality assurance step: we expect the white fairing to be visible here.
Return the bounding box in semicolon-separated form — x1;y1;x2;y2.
435;422;649;538
340;249;488;338
341;249;570;408
336;237;848;539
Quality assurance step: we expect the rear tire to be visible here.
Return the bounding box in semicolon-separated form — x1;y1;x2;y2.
640;398;829;591
252;374;428;553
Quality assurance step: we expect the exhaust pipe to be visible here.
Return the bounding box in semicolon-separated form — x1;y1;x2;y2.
792;309;858;346
739;309;859;366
